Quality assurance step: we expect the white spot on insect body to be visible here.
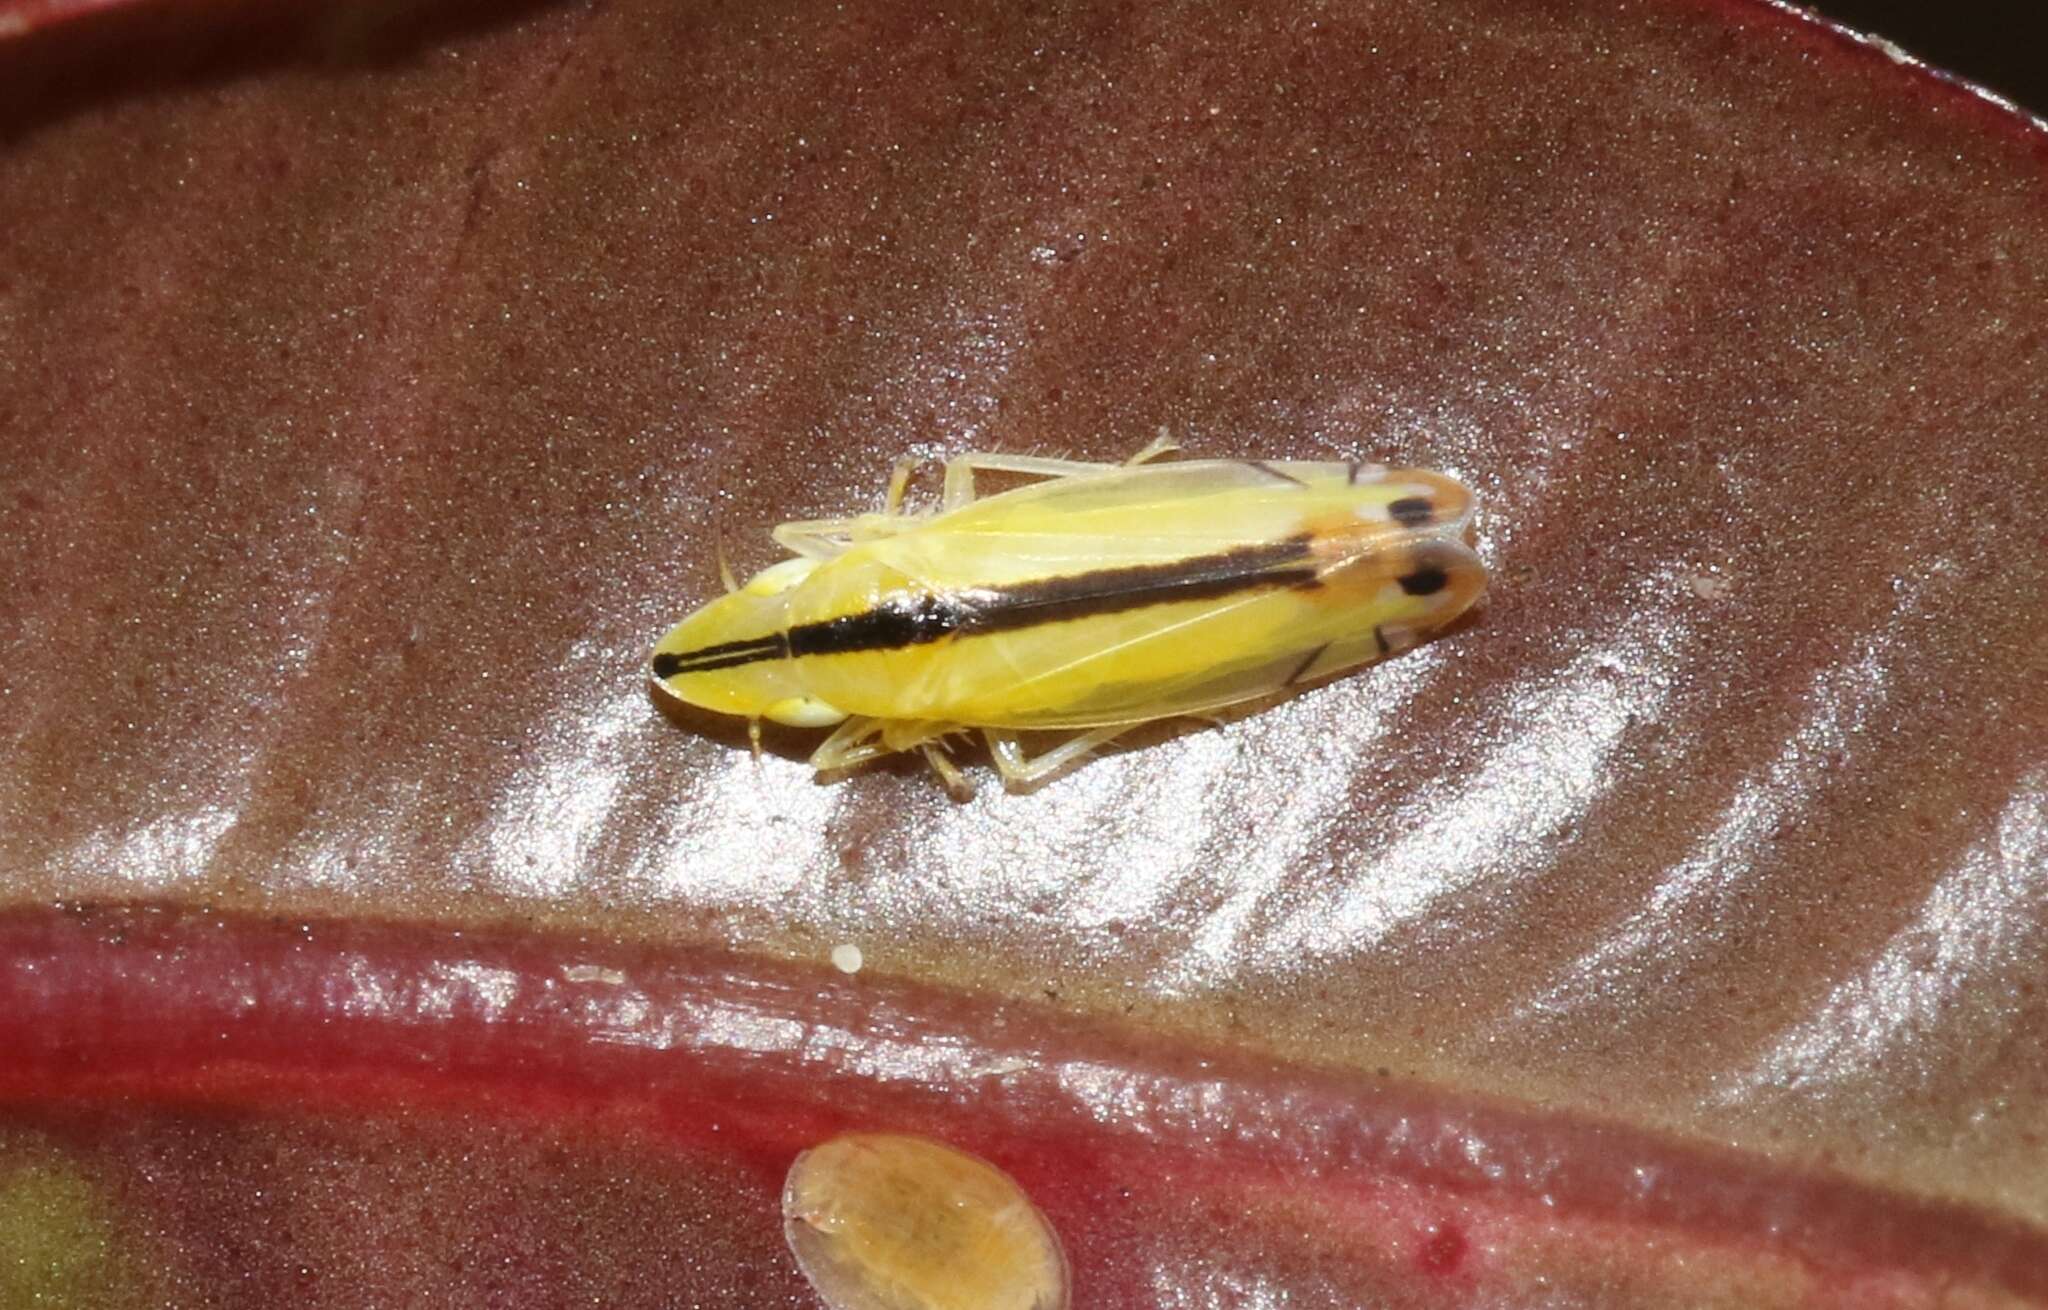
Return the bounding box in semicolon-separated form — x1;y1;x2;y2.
830;943;864;974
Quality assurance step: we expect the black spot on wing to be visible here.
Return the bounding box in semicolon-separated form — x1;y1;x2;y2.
1387;496;1433;527
1398;565;1450;596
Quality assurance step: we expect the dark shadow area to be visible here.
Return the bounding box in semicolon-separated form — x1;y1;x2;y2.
7;0;2039;148
0;0;578;142
1809;0;2047;117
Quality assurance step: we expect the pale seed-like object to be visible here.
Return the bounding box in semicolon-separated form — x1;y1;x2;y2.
782;1133;1070;1310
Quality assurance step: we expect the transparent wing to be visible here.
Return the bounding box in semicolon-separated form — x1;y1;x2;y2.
934;536;1486;730
864;459;1474;591
786;458;1485;729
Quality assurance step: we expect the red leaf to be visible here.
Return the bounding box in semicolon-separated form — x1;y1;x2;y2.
3;0;2044;1304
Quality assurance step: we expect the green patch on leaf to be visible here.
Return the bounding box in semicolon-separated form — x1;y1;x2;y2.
0;1160;132;1308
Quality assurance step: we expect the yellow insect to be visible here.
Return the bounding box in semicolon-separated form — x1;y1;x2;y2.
650;438;1484;795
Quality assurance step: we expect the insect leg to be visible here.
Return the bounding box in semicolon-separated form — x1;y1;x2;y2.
937;429;1186;509
920;743;976;801
854;719;980;798
883;456;918;515
770;522;856;561
771;512;914;560
809;716;891;775
940;452;1120;510
982;726;1127;791
1124;428;1181;465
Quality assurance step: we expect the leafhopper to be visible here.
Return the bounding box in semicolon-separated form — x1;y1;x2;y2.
651;439;1484;795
